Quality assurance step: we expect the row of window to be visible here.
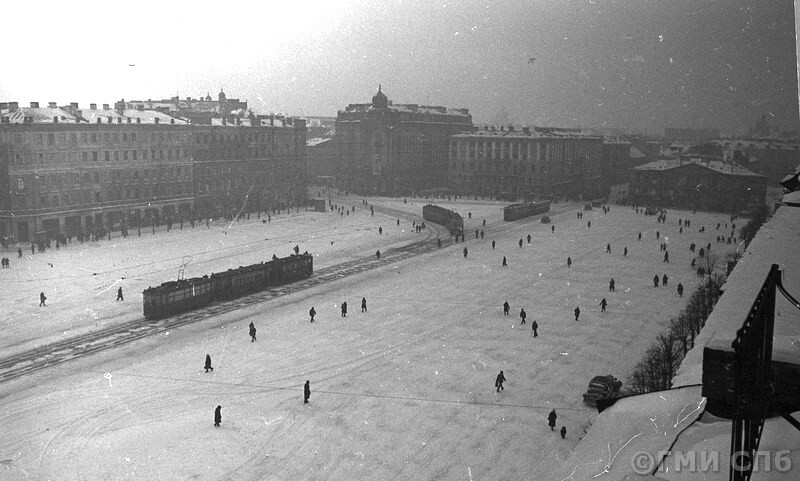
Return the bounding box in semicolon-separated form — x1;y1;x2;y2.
450;173;547;184
3;130;189;147
15;183;192;209
14;148;191;165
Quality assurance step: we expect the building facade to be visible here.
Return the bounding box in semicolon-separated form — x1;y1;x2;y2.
447;126;604;200
0;100;307;244
0;102;193;243
192;115;307;217
335;86;473;194
629;156;767;212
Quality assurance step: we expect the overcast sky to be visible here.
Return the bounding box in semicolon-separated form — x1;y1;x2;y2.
2;0;797;135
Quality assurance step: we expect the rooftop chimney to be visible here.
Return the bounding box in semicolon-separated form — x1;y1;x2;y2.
30;101;40;108
70;102;79;109
102;104;109;110
136;118;141;124
48;102;57;108
96;118;102;124
117;117;122;124
0;102;7;110
53;116;59;123
9;101;19;112
137;104;144;111
90;103;97;110
127;117;132;123
154;117;160;124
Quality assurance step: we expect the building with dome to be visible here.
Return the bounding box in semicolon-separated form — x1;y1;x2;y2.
334;86;473;194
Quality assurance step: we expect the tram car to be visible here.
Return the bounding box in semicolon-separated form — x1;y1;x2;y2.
423;204;464;237
142;253;313;319
503;200;551;221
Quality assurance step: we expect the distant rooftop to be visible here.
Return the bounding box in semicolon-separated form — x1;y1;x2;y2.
0;102;81;124
452;126;600;139
633;157;764;177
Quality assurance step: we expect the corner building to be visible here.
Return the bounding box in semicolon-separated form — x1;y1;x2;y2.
335;86;473;194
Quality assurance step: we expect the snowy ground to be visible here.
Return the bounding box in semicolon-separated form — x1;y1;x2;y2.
0;192;742;480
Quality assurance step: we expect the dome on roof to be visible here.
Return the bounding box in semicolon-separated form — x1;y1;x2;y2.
218;89;226;102
372;84;388;109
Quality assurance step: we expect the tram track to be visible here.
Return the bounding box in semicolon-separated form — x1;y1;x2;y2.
0;205;449;385
0;201;577;385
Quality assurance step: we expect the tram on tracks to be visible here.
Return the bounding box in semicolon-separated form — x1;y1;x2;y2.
503;200;551;221
422;204;464;237
142;253;313;319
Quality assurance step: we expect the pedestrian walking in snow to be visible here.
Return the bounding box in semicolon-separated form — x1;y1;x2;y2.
600;298;607;312
574;306;580;321
567;256;572;268
560;426;567;439
309;307;316;323
638;232;642;241
587;221;591;228
519;239;523;248
656;230;660;239
495;371;506;392
677;282;684;297
492;240;496;249
653;275;660;287
623;247;628;256
503;301;510;315
214;405;221;427
249;322;257;342
116;287;124;301
519;308;527;325
341;302;347;317
531;320;538;337
39;292;47;307
548;410;557;431
662;274;668;287
551;225;555;233
304;380;311;404
376;250;381;260
361;297;367;312
17;248;22;258
609;278;615;292
605;243;611;253
527;234;531;244
663;251;669;263
502;256;507;267
204;354;213;372
463;246;468;258
483;219;486;226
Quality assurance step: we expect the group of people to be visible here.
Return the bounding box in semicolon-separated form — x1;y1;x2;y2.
308;297;367;323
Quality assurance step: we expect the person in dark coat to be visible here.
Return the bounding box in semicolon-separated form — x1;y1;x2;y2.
503;301;510;315
492;240;496;249
531;320;538;337
304;380;311;404
609;278;615;292
341;302;347;317
605;243;611;253
361;297;367;312
638;232;642;240
623;247;628;256
463;247;468;258
599;298;607;312
495;371;506;392
548;410;557;431
116;286;124;301
560;426;567;439
519;238;523;248
376;250;381;260
249;322;257;342
502;256;507;267
39;292;47;307
205;354;213;372
214;405;221;427
587;221;591;228
662;274;668;287
519;308;527;325
551;225;555;233
17;247;22;258
567;256;572;268
309;307;316;323
677;282;684;297
527;234;531;244
574;306;580;321
663;251;669;263
653;275;660;287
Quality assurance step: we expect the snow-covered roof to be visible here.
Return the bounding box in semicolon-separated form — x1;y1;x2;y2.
0;106;82;123
633;158;764;177
306;137;333;147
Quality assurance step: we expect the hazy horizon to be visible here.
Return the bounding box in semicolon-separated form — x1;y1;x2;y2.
2;0;798;135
